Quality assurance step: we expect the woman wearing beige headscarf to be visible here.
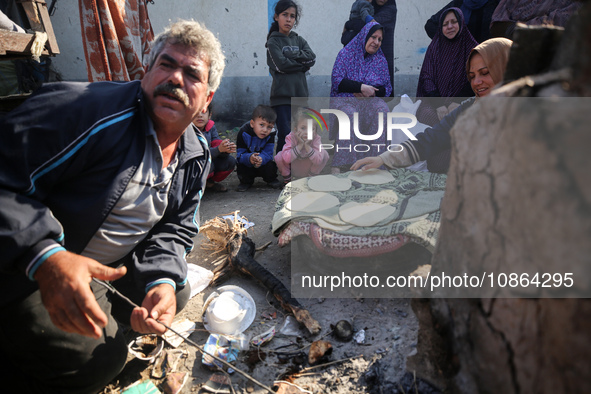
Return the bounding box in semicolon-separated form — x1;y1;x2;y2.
466;37;512;97
352;37;513;173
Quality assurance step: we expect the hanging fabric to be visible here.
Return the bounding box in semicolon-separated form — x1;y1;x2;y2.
79;0;154;81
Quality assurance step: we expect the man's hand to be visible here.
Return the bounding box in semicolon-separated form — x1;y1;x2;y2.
130;284;176;335
35;250;127;338
350;156;384;171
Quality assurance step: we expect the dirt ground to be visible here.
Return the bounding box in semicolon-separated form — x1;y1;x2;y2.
103;170;435;394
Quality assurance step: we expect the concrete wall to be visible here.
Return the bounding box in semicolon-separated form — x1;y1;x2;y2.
49;0;448;130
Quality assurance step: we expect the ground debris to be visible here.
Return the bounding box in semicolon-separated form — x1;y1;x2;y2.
308;340;333;365
331;320;354;342
200;211;248;252
244;348;267;371
215;233;321;335
365;361;441;394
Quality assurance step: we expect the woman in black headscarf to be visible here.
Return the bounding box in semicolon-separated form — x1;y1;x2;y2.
425;0;499;43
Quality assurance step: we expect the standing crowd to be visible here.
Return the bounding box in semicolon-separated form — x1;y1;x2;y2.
0;0;583;392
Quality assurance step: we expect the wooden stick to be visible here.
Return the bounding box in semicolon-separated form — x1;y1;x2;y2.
221;234;321;335
296;355;364;374
255;241;273;252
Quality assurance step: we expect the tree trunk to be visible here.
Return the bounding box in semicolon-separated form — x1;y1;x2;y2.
409;6;591;393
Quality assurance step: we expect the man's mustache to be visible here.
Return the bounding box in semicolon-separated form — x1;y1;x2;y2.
153;83;190;107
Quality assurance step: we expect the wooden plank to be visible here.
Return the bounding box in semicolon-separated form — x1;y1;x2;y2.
11;0;59;56
0;30;50;57
37;0;60;54
19;0;44;31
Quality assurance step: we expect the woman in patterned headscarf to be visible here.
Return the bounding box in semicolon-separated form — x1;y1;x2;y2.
329;21;392;172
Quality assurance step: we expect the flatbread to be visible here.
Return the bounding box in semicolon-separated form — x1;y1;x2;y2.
313;217;353;232
287;192;340;213
339;201;396;227
348;169;395;185
308;175;352;192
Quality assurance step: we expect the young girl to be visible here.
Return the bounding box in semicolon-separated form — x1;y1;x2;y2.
275;108;329;182
266;0;316;153
192;103;236;192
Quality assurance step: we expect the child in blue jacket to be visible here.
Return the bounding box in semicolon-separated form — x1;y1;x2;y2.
236;105;282;192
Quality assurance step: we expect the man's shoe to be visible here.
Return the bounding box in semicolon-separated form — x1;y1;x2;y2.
236;183;251;192
267;179;283;189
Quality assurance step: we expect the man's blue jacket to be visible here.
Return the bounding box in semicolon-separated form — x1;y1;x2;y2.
0;80;211;305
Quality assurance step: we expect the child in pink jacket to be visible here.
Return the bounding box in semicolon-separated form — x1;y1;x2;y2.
275;108;329;183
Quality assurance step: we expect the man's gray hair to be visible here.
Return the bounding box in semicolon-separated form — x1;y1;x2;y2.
147;20;225;93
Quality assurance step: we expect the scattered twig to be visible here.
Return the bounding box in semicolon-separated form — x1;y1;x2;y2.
269;343;300;355
210;254;227;266
273;380;313;394
221;370;236;394
256;345;266;363
267;329;334;355
398;382;406;394
295;354;363;374
286;372;320;377
263;291;286;320
255;241;273;252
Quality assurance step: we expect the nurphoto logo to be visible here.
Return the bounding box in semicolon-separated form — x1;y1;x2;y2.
304;108;418;153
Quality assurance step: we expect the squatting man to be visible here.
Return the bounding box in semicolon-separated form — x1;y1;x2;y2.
0;20;224;393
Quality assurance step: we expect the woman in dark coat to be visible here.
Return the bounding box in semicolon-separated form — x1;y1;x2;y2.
416;7;478;126
372;0;397;96
425;0;499;43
